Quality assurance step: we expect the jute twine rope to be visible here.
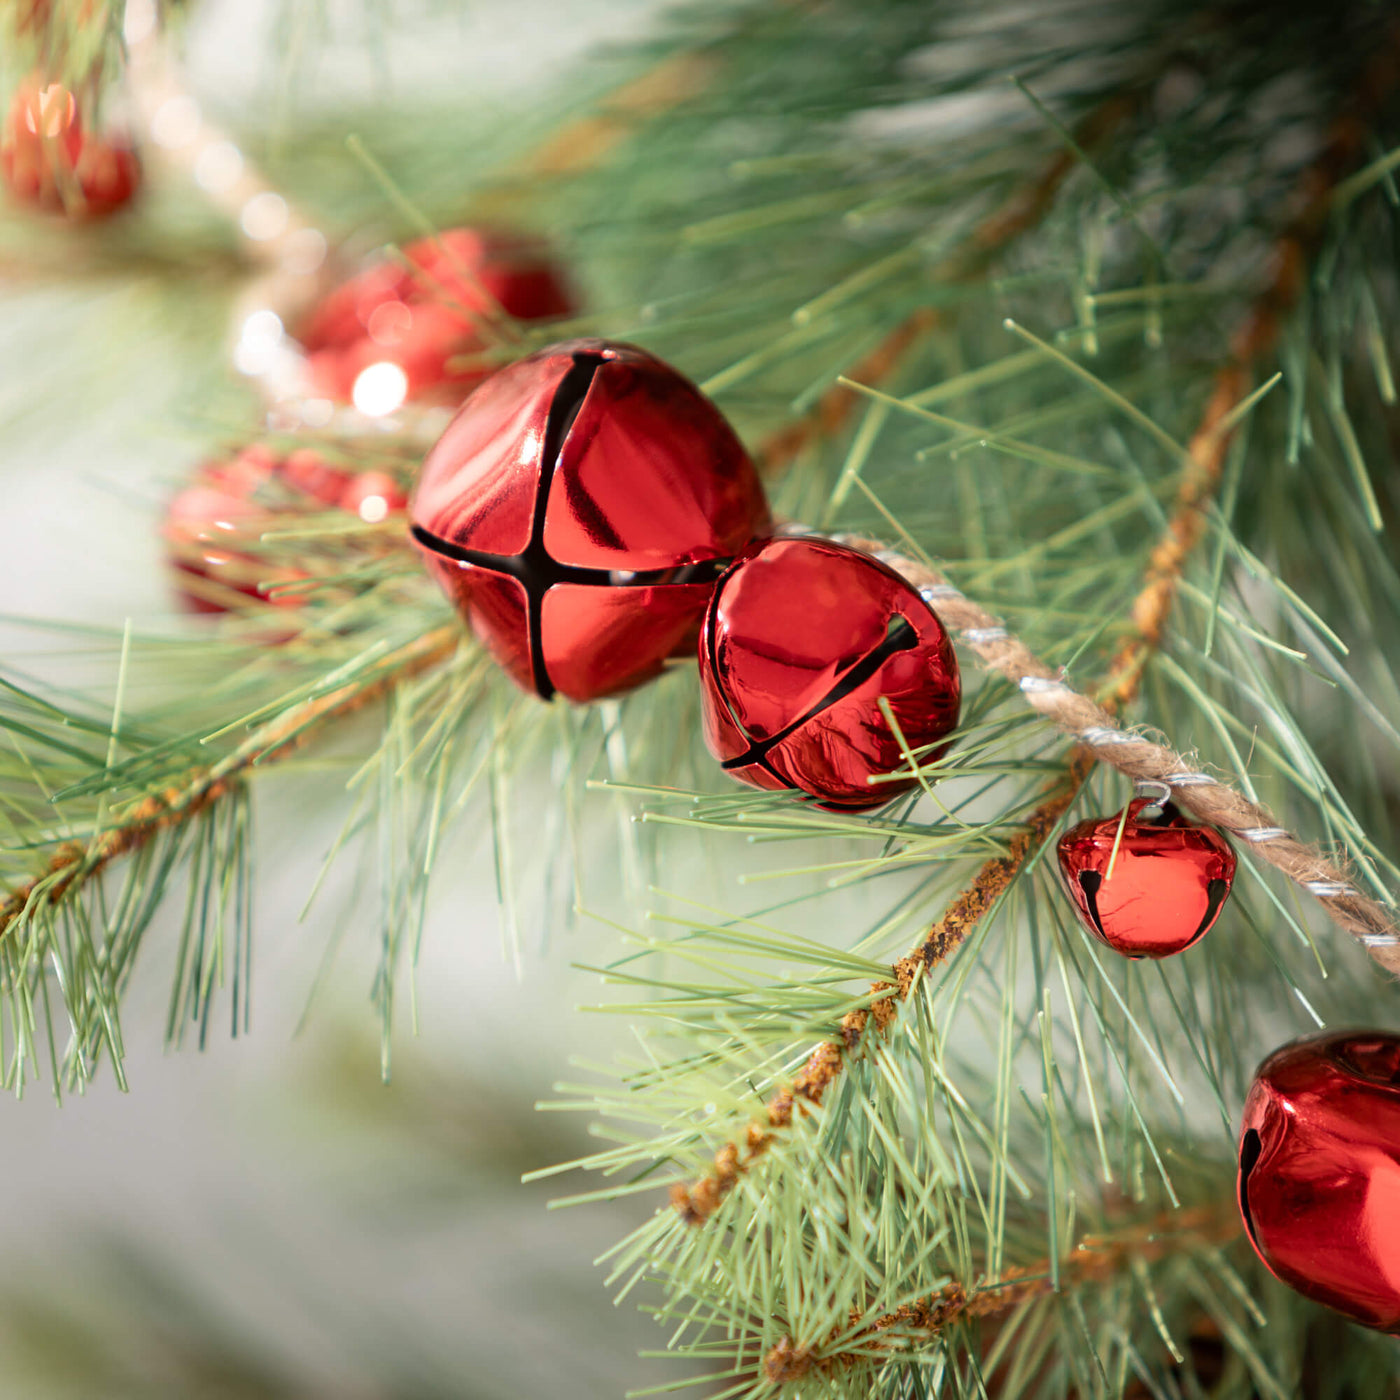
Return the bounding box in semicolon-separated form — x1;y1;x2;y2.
835;532;1400;976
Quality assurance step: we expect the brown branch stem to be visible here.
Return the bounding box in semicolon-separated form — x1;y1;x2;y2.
1108;18;1400;707
762;1202;1242;1385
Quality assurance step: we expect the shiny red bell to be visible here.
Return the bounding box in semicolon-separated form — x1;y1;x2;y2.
1238;1030;1400;1334
1;78;139;218
409;339;771;702
165;446;406;613
696;537;960;810
297;227;574;410
1055;798;1235;958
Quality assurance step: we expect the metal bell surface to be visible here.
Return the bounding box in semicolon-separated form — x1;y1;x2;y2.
1238;1030;1400;1334
1056;798;1235;958
1;78;139;219
410;339;772;702
297;227;574;408
697;536;960;810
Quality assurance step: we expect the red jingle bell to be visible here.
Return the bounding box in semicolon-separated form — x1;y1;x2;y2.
1;79;139;219
1238;1030;1400;1333
696;537;960;810
409;339;772;702
1055;798;1235;958
297;227;574;413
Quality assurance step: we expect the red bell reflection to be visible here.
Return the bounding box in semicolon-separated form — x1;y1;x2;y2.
1238;1031;1400;1334
1055;798;1235;958
1;79;139;218
297;227;573;411
696;537;960;810
164;448;286;614
409;339;772;702
165;445;407;613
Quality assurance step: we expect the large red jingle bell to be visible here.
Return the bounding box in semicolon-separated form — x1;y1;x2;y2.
1238;1030;1400;1333
1;79;139;218
1055;798;1235;958
696;537;960;811
409;339;772;702
297;227;574;412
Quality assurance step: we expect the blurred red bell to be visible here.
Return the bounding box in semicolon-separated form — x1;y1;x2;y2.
339;470;406;523
1238;1030;1400;1334
1;78;139;218
409;339;772;702
1056;797;1235;958
697;536;960;810
297;227;574;412
164;447;285;615
12;0;99;33
165;445;406;614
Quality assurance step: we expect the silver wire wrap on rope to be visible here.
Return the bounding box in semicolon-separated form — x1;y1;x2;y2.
1079;727;1138;747
1304;880;1359;898
1239;826;1289;842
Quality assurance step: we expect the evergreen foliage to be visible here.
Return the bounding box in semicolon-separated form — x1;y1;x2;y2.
3;0;1400;1393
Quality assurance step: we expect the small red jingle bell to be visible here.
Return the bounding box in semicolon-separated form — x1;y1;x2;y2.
410;339;771;702
1238;1031;1400;1333
696;537;960;810
297;227;573;413
1;79;139;219
1055;796;1235;958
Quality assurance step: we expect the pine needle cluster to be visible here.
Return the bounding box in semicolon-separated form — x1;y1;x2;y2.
3;0;1400;1394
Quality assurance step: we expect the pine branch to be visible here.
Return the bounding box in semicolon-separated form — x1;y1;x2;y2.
669;31;1400;1230
1106;14;1400;705
670;763;1086;1224
761;1202;1241;1385
671;503;1398;1213
0;626;458;946
752;95;1137;477
664;87;1151;1227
